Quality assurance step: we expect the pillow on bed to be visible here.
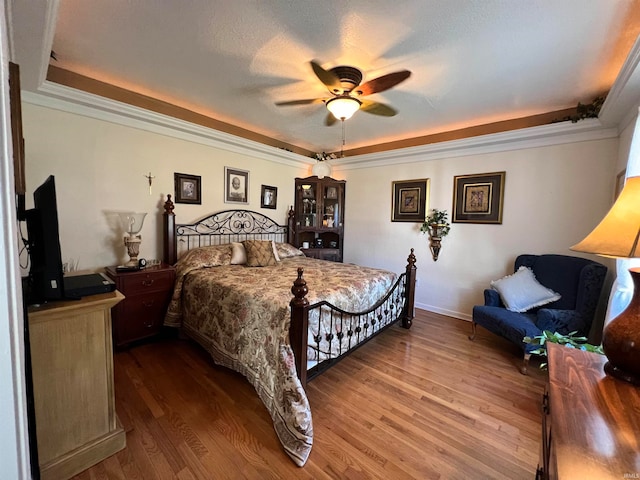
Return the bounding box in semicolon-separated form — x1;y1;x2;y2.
275;242;305;259
243;240;278;267
491;266;561;313
176;244;232;272
231;242;247;265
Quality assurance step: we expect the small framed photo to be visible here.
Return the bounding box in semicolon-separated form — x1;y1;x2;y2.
391;178;430;222
452;171;505;224
225;167;249;204
174;173;201;204
261;184;277;209
326;186;338;199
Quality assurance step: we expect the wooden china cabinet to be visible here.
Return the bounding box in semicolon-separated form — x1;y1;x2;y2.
292;176;346;262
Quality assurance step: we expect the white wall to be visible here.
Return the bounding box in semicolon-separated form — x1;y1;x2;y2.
22;102;309;271
340;138;619;320
23;101;620;324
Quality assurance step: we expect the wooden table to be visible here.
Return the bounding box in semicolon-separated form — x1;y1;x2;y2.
543;342;640;479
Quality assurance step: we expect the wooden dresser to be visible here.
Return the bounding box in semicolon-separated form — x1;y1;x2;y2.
28;291;126;480
539;342;640;479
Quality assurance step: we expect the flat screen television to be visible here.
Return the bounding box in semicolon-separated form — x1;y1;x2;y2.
25;175;64;303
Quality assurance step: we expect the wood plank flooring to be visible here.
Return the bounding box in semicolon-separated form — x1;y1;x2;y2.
73;310;546;479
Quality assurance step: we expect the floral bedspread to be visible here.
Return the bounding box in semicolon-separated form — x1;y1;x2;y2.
164;251;397;466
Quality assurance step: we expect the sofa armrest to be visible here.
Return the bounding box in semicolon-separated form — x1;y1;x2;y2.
536;309;588;336
484;289;503;307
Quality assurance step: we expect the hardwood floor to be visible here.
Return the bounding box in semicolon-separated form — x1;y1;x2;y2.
73;310;546;479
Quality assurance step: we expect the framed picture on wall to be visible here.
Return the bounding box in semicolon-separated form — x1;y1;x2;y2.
391;178;430;222
225;167;249;204
452;171;505;224
261;185;277;209
174;172;201;204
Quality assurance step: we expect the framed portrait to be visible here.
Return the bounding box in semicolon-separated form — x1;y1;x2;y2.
452;171;505;224
391;178;430;222
174;172;201;204
261;184;277;209
326;186;338;199
224;167;249;204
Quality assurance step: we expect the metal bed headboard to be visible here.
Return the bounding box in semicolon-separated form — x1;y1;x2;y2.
162;196;292;264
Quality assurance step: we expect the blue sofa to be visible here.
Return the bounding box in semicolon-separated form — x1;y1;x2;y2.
470;254;607;373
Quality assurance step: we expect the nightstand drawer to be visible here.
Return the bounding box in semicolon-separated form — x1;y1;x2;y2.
114;291;171;345
119;269;174;295
105;264;175;347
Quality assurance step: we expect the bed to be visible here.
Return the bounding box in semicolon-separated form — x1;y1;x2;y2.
161;195;417;466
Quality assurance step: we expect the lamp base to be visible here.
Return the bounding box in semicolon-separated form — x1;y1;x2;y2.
604;361;640;386
123;235;142;268
601;268;640;385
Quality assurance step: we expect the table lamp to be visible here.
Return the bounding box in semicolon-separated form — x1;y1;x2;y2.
571;175;640;385
118;212;147;267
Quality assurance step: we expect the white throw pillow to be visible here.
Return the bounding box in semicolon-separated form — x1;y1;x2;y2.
490;266;561;313
230;242;247;265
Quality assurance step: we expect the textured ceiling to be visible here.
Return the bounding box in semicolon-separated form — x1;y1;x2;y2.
13;0;640;155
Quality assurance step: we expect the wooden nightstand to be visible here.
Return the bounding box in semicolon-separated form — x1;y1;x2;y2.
104;264;175;347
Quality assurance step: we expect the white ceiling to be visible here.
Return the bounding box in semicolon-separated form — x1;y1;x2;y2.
10;0;640;155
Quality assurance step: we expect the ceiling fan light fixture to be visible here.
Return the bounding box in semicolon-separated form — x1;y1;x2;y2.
326;96;361;120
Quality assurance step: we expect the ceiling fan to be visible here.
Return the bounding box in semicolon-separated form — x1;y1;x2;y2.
275;60;411;126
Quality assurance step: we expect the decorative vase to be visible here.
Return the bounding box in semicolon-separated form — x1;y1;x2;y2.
428;223;445;261
602;267;640;385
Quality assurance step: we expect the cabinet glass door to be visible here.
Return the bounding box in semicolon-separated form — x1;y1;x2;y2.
323;184;342;228
299;183;318;227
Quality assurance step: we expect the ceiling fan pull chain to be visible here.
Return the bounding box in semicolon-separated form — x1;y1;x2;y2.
341;119;346;157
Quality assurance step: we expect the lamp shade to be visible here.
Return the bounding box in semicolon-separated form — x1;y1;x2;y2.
570;176;640;257
326;96;361;120
311;160;332;179
571;174;640;385
118;212;147;235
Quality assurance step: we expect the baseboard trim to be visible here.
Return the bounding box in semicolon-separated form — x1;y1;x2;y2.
415;303;472;322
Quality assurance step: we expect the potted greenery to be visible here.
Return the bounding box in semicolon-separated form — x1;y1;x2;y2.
420;208;451;261
523;330;604;369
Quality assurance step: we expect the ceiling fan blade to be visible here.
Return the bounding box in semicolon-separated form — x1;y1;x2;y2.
360;100;397;116
355;70;411;96
275;98;326;106
324;112;338;126
310;60;343;94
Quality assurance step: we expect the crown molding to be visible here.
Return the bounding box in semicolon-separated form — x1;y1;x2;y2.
332;119;618;170
23;82;314;168
24;81;618;172
598;33;640;132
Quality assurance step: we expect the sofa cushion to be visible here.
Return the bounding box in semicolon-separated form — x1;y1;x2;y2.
515;254;589;310
472;305;541;353
491;266;561;313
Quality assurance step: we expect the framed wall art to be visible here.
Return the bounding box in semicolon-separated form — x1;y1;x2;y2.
225;167;249;204
452;171;505;224
174;172;201;204
391;178;430;222
261;184;277;209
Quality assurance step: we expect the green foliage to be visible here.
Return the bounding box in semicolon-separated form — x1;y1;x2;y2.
523;330;604;369
420;209;451;237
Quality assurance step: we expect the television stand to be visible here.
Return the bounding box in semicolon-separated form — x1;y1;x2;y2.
28;290;125;479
